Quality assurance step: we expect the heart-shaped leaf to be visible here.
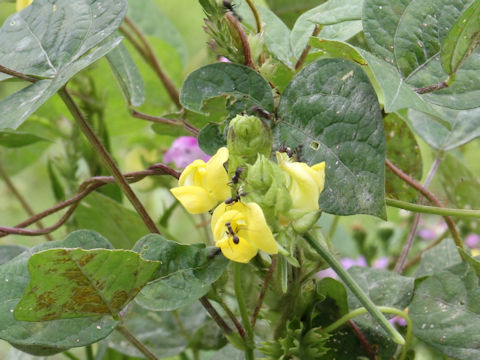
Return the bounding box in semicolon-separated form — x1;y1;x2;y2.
274;58;386;218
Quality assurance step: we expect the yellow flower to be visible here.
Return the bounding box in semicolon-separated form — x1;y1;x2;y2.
211;202;278;263
276;152;325;212
170;147;230;214
16;0;33;11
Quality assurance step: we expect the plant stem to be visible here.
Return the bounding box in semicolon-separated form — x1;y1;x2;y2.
328;215;340;240
386;198;480;218
385;159;463;250
215;295;247;339
394;156;441;273
303;232;405;345
0;64;39;82
58;87;160;234
117;324;158;360
85;345;94;360
323;306;412;360
245;0;262;33
251;255;277;328
122;17;181;108
225;12;255;69
199;296;233;335
234;263;255;358
295;25;321;70
131;109;199;136
0;162;53;241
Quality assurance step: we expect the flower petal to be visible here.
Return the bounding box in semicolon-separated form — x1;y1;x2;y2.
245;202;278;254
216;236;258;263
178;160;207;187
170;185;217;214
206;147;230;201
283;162;320;211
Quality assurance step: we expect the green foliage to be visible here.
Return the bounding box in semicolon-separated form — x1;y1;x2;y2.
274;58;386;218
132;234;229;311
0;0;127;130
0;231;118;355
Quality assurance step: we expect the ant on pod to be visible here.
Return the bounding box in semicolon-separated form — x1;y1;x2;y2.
222;0;242;21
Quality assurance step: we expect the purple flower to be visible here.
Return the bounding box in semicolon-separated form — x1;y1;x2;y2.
317;256;367;280
163;136;210;169
389;315;407;327
373;257;389;269
466;233;480;249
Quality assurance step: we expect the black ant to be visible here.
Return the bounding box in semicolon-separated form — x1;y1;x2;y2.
222;0;242;21
225;191;247;205
278;145;294;158
225;221;240;244
231;166;243;184
278;144;303;161
208;247;222;258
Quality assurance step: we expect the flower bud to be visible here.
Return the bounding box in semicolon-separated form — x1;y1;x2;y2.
244;155;291;225
227;114;273;165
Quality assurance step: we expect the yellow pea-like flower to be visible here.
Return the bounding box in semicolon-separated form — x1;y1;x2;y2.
170;147;230;214
211;202;278;263
16;0;33;12
276;152;325;212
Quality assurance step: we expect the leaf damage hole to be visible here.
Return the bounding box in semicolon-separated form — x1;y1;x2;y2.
310;141;320;151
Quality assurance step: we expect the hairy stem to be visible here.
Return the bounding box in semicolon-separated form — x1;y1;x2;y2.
323;306;412;360
0;162;53;241
225;12;255;69
415;81;448;94
58;87;160;234
122;17;181;108
117;324;158;360
251;255;277;328
394;156;440;273
303;232;405;345
0;64;39;82
199;296;234;335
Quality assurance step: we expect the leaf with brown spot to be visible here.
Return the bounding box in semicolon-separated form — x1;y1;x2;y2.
14;248;161;321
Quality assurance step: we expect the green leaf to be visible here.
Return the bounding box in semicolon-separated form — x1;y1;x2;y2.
363;0;480;110
416;238;462;278
437;154;480;218
410;261;480;360
346;267;414;359
0;245;26;266
127;0;187;66
0;0;127;130
74;192;149;249
308;0;362;25
132;234;229;311
15;248;160;321
0;230;118;355
291;1;362;60
442;0;480;74
408;106;480;150
198;123;227;156
384;112;422;202
0;129;50;148
106;302;207;358
179;62;274;115
236;2;294;68
274;58;386;218
105;42;145;107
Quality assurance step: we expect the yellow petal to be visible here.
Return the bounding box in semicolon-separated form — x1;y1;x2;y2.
178;160;207;187
216;236;258;263
170;185;217;214
283;162;320;211
206;147;230;201
311;162;326;192
16;0;33;11
245;202;278;254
